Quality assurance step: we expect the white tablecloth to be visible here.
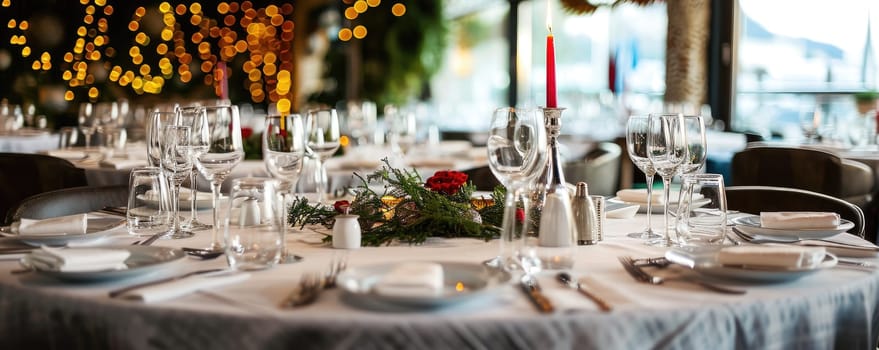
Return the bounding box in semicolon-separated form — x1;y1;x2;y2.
0;132;58;153
0;213;876;349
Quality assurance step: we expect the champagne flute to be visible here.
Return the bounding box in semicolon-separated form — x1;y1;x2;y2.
625;115;660;239
193;105;245;250
305;109;341;204
263;114;306;263
486;107;547;271
176;106;211;231
160;125;194;239
646;113;687;247
78;103;98;148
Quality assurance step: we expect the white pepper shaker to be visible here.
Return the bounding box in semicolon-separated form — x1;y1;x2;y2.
332;213;361;249
572;182;599;245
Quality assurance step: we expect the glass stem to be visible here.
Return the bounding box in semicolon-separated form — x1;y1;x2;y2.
171;182;182;232
84;134;91;148
189;170;198;222
499;187;518;268
316;158;326;204
645;173;654;232
210;180;223;250
661;176;672;245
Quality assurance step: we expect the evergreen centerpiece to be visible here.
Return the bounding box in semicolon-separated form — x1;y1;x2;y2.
287;159;506;246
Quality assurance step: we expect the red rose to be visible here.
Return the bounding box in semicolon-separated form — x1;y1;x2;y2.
241;127;254;139
333;200;350;214
425;170;468;195
515;208;525;223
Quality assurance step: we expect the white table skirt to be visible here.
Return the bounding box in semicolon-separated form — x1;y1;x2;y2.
0;133;58;153
0;213;877;349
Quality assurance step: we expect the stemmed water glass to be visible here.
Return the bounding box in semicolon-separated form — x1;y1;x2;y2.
78;103;98;148
263;114;307;263
147;111;177;167
193;105;245;250
646;113;687;247
160;125;194;239
176;106;211;231
625;115;660;240
486;107;547;271
305;109;341;204
681;115;707;175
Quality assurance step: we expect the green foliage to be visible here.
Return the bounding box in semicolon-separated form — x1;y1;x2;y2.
288;159;504;246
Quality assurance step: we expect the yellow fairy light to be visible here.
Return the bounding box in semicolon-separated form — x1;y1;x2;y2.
128;46;140;57
131;77;143;90
277;98;291;115
175;4;186;15
65;91;75;101
84;15;93;24
128;21;139;31
159;2;171;13
90;51;101;60
31;61;41;70
354;0;367;13
1;0;10;7
163;13;175;26
262;63;276;76
139;64;151;75
156;43;168;55
344;7;358;20
367;0;380;7
103;5;113;15
77;27;87;37
94;36;105;46
191;15;202;26
64;52;73;62
161;29;173;41
135;32;149;45
85;5;95;15
338;28;352;41
88;87;99;99
200;61;213;73
264;52;277;64
18;20;27;30
40;52;50;62
135;7;146;17
79;0;87;4
391;3;406;16
270;14;283;26
6;19;14;28
248;69;261;81
84;73;93;83
353;25;367;39
217;2;229;14
63;70;73;80
95;0;106;6
21;46;30;57
234;40;247;53
180;71;192;82
132;55;143;65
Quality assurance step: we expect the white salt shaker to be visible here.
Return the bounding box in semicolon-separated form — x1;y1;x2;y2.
333;214;361;249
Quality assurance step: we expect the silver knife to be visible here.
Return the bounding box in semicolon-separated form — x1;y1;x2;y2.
108;268;225;298
519;277;554;313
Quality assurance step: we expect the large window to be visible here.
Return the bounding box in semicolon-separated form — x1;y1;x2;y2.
431;0;667;138
734;0;879;141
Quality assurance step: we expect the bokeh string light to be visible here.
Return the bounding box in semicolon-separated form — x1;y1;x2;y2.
338;0;407;42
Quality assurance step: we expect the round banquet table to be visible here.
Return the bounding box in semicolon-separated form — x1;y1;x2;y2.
0;213;877;350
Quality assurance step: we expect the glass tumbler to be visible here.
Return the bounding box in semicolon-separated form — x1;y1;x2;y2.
126;167;170;236
675;173;727;246
225;177;283;270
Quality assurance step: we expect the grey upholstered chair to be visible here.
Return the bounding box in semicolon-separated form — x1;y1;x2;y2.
725;186;866;240
563;142;622;197
0;153;88;225
6;185;128;224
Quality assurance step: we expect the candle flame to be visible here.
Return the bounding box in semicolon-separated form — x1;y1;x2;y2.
546;0;553;33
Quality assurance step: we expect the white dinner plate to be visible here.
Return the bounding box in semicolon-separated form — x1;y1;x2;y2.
608;197;711;214
19;245;186;282
337;261;511;310
665;247;838;283
731;215;854;240
0;217;124;247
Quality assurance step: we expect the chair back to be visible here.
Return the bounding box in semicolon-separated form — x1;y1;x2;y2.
461;166;501;192
7;185;128;223
563;142;622;196
0;153;88;224
725;186;866;239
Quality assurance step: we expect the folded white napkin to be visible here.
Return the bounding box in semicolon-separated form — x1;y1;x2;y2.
17;214;88;236
46;149;87;160
760;212;840;229
119;272;251;303
373;262;444;297
616;189;667;204
28;246;130;272
716;245;827;269
100;158;148;169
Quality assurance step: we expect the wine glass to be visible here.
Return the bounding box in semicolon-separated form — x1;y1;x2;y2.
624;115;660;239
305;108;341;204
193;105;245;250
385;105;417;157
646;113;687;247
486;107;547;271
147;111;177;167
78;103;98;148
176;106;211;231
681;115;707;175
263;114;306;263
160;125;194;239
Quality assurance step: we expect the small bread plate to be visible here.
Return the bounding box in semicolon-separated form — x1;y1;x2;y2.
19;245;186;282
0;217;123;247
337;261;511;310
665;246;838;283
731;215;854;240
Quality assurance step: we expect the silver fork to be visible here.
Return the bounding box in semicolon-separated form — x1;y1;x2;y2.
618;256;746;295
324;253;349;289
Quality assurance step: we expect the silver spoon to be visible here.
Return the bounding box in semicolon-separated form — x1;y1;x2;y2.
556;272;613;312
